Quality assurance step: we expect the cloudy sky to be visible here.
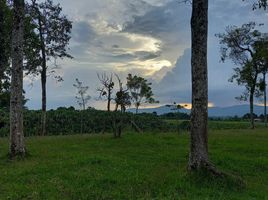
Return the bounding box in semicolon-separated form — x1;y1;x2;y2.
24;0;268;110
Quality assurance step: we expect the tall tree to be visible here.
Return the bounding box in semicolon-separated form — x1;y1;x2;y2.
9;0;26;158
126;74;158;114
0;0;12;108
0;1;40;110
28;0;72;136
254;37;268;127
97;73;114;112
217;23;263;128
188;0;215;171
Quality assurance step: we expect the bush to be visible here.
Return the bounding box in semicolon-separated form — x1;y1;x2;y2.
0;108;174;137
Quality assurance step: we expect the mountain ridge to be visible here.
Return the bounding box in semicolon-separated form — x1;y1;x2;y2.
127;104;266;117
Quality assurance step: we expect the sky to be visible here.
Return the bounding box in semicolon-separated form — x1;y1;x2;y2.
24;0;268;110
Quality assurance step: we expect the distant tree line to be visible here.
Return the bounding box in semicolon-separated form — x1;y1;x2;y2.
0;108;180;137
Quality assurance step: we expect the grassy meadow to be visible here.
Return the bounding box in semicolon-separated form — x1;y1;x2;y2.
0;128;267;199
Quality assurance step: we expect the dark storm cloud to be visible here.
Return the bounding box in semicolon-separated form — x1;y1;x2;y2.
25;0;268;109
122;1;189;38
72;21;97;44
112;44;120;48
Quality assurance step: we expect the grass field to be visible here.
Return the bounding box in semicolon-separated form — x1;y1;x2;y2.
165;119;266;130
0;129;267;200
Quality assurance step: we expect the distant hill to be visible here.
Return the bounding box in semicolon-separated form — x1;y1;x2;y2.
127;105;266;117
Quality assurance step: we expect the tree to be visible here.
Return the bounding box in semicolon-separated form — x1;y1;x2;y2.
9;0;26;158
0;0;11;78
217;23;263;129
246;0;268;9
188;0;216;172
97;73;114;112
110;74;131;138
126;74;158;114
73;78;91;110
0;2;40;111
0;0;12;109
114;74;131;112
254;37;268;127
73;78;91;134
28;0;73;136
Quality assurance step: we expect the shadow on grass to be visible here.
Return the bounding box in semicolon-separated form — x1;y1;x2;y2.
0;151;32;163
184;168;246;192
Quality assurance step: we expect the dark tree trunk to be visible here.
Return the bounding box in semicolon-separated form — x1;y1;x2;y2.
188;0;210;170
107;95;111;112
135;105;139;114
249;73;258;129
249;91;255;129
41;65;46;136
263;72;267;127
38;13;47;136
9;0;26;158
114;103;118;112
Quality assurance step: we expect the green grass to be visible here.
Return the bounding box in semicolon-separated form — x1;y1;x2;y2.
166;119;266;130
0;130;267;199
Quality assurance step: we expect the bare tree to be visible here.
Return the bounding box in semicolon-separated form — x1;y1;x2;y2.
73;78;91;110
97;73;114;112
73;78;91;134
9;0;26;158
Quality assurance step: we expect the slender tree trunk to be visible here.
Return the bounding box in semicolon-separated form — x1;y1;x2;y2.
188;0;210;170
107;95;111;112
249;91;255;129
41;66;46;135
38;13;47;136
263;72;267;127
135;105;139;114
114;103;118;112
9;0;26;158
249;73;257;130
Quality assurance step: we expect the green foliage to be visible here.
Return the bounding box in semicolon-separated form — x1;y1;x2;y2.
127;74;158;113
217;23;267;101
165;119;266;130
26;0;73;78
0;108;173;137
0;0;12;81
161;112;190;120
0;0;12;108
245;0;268;9
0;130;267;199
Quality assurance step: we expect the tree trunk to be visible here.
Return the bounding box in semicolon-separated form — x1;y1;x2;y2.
114;103;118;112
107;97;111;112
188;0;210;170
41;66;46;135
249;92;255;129
135;105;139;114
9;0;26;158
263;72;267;127
38;13;47;136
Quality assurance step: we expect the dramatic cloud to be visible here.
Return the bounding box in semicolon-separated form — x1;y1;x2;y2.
24;0;268;109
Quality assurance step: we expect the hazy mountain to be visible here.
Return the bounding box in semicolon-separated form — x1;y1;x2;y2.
128;104;266;117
